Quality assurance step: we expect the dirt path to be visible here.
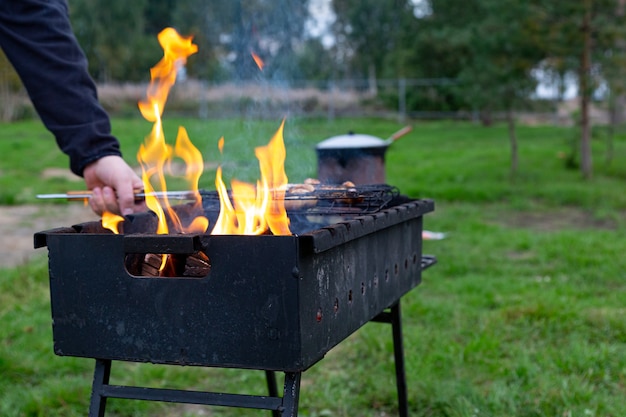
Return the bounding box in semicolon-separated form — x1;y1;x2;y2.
0;204;97;268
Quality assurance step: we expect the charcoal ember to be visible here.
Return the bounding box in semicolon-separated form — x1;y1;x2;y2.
183;251;211;277
132;252;210;278
124;253;146;276
142;253;163;277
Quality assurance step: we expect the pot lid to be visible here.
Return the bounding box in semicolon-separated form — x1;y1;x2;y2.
316;132;388;149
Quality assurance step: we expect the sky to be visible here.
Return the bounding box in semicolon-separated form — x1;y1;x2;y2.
306;0;430;48
306;0;336;48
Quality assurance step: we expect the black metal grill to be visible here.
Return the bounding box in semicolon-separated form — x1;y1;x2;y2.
34;196;435;417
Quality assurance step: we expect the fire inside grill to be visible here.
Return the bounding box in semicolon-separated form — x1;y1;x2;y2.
92;184;410;279
204;182;404;232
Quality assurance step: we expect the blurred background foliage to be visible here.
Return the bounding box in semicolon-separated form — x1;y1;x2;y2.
2;0;625;116
1;0;626;177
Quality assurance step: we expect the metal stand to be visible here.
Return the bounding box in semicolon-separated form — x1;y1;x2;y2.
86;304;402;417
88;361;300;417
372;301;409;417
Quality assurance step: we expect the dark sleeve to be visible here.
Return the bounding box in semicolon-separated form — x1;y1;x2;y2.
0;0;122;176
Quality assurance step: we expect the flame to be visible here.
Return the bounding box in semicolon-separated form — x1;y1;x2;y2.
102;211;125;234
251;51;264;70
212;120;291;235
136;28;205;271
254;120;290;235
131;27;291;253
138;28;198;122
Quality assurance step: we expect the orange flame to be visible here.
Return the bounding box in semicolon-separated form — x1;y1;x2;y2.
124;27;291;249
138;28;198;122
102;211;125;234
136;28;206;270
212;120;290;235
251;52;264;71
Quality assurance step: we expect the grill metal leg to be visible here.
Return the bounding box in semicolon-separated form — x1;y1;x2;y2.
89;359;111;417
281;372;302;417
265;370;280;417
390;302;408;417
372;300;409;417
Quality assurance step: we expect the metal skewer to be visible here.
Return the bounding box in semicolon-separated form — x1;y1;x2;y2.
36;190;199;201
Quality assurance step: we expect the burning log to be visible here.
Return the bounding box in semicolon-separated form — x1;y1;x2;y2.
126;251;211;278
141;253;162;277
182;251;211;277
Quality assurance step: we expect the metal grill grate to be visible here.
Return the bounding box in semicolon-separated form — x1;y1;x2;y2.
200;184;403;216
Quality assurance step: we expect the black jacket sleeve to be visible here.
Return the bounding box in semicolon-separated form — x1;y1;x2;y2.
0;0;122;176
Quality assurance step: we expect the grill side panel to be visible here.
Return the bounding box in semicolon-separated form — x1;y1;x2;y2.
45;234;306;371
297;214;424;365
40;199;433;372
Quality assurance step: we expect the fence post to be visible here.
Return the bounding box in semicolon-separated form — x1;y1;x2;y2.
327;79;335;122
398;78;407;123
198;80;208;120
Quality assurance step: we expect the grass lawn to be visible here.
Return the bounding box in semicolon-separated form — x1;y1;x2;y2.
1;116;625;416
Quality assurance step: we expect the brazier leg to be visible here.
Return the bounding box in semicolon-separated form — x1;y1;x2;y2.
88;359;111;417
265;370;280;417
280;372;301;417
390;301;408;417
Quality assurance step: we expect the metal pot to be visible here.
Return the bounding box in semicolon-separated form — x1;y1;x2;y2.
316;126;412;185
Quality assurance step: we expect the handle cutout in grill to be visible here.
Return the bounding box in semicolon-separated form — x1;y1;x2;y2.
124;251;211;278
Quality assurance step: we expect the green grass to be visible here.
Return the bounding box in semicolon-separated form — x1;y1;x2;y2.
1;117;625;416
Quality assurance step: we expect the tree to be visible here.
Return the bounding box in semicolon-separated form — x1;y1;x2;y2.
408;0;547;175
331;0;418;89
458;1;547;176
70;0;155;82
538;0;626;179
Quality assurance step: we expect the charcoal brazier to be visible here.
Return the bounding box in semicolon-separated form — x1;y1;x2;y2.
35;198;434;416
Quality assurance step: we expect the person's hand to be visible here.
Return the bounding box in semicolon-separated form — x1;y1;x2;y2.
83;155;145;216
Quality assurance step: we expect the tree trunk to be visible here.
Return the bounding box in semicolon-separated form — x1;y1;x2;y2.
507;110;518;179
579;0;593;179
